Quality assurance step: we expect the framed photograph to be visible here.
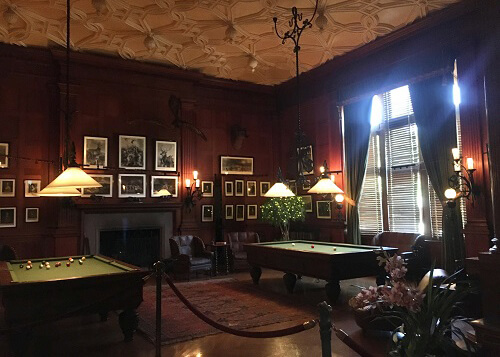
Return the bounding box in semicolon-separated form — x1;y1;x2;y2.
236;204;245;221
225;181;234;197
155;141;177;172
83;136;108;168
151;176;178;197
118;174;146;198
225;205;234;220
24;180;41;197
288;180;297;195
0;143;8;168
260;181;270;196
301;195;313;213
25;208;39;223
81;175;113;197
0;207;16;228
247;204;257;219
202;181;213;197
316;200;332;219
302;179;311;191
298;145;314;175
119;135;146;170
202;205;213;222
0;179;15;197
235;180;244;196
247;181;257;196
220;156;253;175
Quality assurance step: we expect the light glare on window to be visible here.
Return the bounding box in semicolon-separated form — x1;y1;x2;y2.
453;83;461;106
370;95;383;128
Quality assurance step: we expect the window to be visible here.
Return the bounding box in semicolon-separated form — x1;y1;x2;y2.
358;85;450;237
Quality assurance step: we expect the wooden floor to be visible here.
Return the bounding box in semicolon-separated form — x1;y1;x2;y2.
0;269;390;357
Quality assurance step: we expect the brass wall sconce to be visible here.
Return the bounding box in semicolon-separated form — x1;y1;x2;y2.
184;170;202;210
445;148;478;207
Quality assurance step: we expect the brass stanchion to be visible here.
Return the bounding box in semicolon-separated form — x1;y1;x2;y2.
318;301;332;357
154;261;165;357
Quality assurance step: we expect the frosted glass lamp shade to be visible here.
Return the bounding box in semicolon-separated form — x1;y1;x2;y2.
44;167;102;189
308;178;344;194
157;188;172;197
264;182;295;197
37;186;82;197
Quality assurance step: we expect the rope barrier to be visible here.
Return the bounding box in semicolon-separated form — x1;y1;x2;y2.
163;273;317;338
333;326;375;357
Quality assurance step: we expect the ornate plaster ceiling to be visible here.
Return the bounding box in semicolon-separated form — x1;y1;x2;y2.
0;0;460;85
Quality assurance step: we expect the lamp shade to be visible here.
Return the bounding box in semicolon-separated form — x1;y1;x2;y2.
157;188;172;197
264;182;295;197
44;167;102;189
37;186;82;197
308;178;344;194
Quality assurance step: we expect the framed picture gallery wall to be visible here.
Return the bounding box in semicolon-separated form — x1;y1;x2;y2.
118;174;146;198
83;136;108;168
155;141;177;171
119;135;146;170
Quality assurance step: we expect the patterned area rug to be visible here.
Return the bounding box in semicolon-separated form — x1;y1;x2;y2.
137;278;315;345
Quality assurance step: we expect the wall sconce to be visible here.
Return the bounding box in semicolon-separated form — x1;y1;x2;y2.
184;170;202;210
445;148;478;206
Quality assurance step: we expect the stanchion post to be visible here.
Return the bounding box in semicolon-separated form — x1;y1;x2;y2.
318;301;332;357
154;261;165;357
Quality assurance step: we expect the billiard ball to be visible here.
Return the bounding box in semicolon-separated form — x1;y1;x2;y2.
26;265;31;270
311;245;315;248
78;259;83;265
42;261;46;265
46;265;50;269
66;262;71;267
333;248;337;251
81;256;86;261
27;260;32;265
69;258;74;263
19;264;24;268
291;243;295;246
39;264;44;269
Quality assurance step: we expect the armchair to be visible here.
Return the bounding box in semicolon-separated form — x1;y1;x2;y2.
0;244;17;261
225;232;260;271
169;236;213;280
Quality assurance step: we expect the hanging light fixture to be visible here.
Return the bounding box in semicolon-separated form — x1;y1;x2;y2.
39;0;101;197
265;168;295;198
308;161;344;195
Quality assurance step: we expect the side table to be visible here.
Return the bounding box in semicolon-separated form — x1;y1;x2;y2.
207;242;229;276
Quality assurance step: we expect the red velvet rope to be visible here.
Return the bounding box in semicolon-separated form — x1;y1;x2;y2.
163;274;317;338
334;327;376;357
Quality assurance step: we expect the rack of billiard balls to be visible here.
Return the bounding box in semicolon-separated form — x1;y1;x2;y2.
19;256;86;270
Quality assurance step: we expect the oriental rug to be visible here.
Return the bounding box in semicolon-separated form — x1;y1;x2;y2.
137;278;315;345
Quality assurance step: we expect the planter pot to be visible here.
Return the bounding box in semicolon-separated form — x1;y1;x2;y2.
353;306;402;332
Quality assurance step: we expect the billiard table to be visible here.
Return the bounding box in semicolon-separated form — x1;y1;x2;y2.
244;240;397;302
0;255;147;353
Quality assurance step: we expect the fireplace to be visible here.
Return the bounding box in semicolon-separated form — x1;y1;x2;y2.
82;212;173;265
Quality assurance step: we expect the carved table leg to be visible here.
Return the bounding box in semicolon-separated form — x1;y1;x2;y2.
325;280;341;303
250;266;262;284
283;272;297;294
119;309;139;342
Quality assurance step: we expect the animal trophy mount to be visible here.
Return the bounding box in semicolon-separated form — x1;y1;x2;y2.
230;124;248;150
168;95;207;141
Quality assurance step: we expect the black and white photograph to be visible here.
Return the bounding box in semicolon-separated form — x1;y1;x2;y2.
236;204;245;221
260;182;270;196
202;205;213;222
25;208;39;223
301;195;313;213
82;175;113;197
155;141;177;171
202;181;213;197
151;176;178;197
297;145;314;175
225;205;234;220
316;200;331;219
0;143;8;168
84;136;108;168
0;179;15;197
225;181;234;196
119;135;146;170
118;174;146;198
235;180;244;196
24;180;41;197
220;156;253;175
247;204;257;219
247;181;257;196
0;207;16;228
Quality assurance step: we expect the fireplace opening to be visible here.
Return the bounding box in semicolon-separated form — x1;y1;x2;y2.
100;228;161;268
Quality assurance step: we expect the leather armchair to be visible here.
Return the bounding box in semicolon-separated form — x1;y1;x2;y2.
169;236;213;280
225;232;260;271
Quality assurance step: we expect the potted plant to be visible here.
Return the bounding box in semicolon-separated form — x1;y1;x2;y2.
260;197;305;240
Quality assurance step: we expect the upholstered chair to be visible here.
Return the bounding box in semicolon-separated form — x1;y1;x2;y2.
225;232;260;271
169;236;213;280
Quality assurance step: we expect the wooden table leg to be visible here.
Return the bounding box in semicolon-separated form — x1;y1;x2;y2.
119;308;139;342
250;266;262;284
325;280;341;303
283;272;297;294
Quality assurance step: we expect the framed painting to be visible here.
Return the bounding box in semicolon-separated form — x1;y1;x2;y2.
302;179;311;191
119;135;146;170
301;195;313;213
0;179;15;197
83;136;108;168
24;180;41;197
225;181;234;197
202;181;213;197
225;205;234;220
235;180;244;197
236;204;245;221
316;200;332;219
288;180;297;195
118;174;146;198
0;143;8;168
260;181;270;196
0;207;16;228
151;175;178;197
202;205;214;222
247;204;257;219
81;175;113;197
297;145;314;175
25;208;39;223
247;181;257;196
155;141;177;172
220;156;253;175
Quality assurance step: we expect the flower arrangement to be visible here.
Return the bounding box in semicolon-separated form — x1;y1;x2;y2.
349;251;474;356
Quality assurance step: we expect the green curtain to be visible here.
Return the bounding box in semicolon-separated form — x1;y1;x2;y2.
344;98;373;244
409;75;465;273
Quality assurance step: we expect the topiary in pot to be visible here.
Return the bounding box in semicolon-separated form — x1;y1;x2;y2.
260;196;306;240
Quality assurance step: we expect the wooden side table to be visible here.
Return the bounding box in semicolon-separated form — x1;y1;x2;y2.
207;242;229;276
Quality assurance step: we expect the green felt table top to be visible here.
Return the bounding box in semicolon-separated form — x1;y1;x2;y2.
6;255;134;283
250;240;390;255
